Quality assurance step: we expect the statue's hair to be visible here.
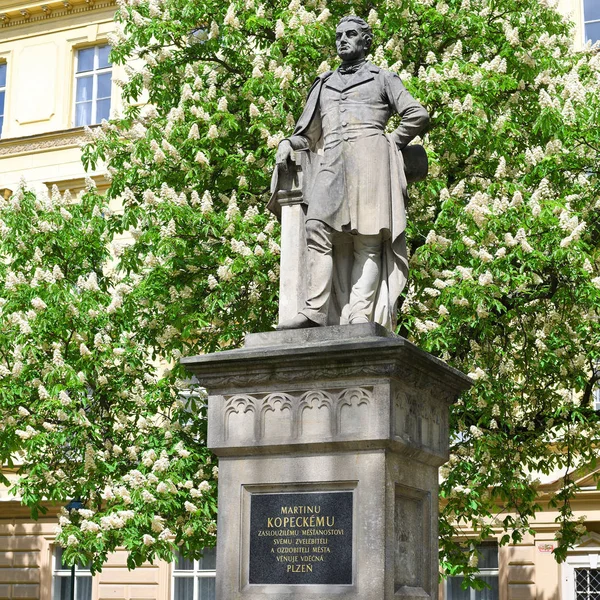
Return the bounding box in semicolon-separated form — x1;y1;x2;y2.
337;16;373;51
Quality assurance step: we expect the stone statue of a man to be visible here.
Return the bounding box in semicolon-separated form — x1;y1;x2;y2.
275;15;429;330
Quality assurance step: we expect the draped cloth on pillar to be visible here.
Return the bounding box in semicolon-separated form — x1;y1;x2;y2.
373;134;409;331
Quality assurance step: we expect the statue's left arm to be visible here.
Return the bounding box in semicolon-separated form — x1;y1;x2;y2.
384;72;430;149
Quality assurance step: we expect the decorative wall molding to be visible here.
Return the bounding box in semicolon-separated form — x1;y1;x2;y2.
202;363;400;390
0;0;115;29
393;388;448;453
223;387;374;444
0;127;89;157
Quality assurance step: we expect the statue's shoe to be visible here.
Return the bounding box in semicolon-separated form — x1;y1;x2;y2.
276;314;321;330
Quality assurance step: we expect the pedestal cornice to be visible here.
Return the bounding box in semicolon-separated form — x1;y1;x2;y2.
182;323;471;396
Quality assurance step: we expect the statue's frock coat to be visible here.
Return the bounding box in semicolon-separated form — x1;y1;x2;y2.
283;61;429;329
288;62;429;238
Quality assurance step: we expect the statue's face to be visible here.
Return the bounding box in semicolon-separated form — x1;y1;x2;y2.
335;21;368;62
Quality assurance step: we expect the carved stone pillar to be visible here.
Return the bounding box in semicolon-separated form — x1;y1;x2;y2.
182;324;471;600
269;149;317;325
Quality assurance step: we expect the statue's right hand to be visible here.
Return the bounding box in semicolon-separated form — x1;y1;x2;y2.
276;140;292;171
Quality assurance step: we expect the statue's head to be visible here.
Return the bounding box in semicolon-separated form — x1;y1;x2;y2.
336;16;373;62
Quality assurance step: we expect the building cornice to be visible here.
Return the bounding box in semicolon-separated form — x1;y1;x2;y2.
0;126;90;157
0;500;62;520
0;0;116;29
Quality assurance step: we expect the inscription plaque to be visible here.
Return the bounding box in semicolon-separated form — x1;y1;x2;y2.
249;491;353;585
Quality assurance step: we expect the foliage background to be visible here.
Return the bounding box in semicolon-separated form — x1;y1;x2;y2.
1;0;599;582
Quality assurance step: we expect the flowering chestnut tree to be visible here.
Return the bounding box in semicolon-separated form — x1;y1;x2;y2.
0;184;218;572
2;0;600;581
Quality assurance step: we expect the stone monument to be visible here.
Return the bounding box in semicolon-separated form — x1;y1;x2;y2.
271;15;429;331
181;15;471;600
182;325;471;599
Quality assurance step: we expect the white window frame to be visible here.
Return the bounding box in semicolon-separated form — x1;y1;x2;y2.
444;542;499;600
52;546;93;600
562;534;600;600
172;549;217;600
73;44;112;127
582;0;600;44
0;61;6;137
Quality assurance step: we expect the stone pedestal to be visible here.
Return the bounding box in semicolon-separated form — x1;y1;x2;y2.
181;324;471;600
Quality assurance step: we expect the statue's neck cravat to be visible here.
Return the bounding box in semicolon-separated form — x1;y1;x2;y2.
338;58;367;76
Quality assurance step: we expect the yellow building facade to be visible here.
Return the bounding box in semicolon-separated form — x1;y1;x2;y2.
0;4;216;600
0;0;123;202
441;469;600;600
1;2;599;600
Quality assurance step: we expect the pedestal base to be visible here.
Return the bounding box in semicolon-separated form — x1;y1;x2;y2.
182;324;471;600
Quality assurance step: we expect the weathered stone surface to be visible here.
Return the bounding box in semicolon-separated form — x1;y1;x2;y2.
271;17;429;331
182;325;469;464
182;324;467;400
182;324;471;600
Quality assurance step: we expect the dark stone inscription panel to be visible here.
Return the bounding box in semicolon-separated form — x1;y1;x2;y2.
249;491;353;585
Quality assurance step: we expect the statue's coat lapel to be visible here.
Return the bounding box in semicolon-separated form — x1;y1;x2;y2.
325;62;379;93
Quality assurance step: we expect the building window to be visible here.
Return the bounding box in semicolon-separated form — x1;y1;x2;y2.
172;548;216;600
446;542;499;600
576;568;600;600
74;45;112;127
53;547;93;600
0;62;6;137
583;0;600;44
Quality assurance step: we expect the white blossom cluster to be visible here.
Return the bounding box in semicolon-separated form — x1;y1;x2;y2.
4;0;599;577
